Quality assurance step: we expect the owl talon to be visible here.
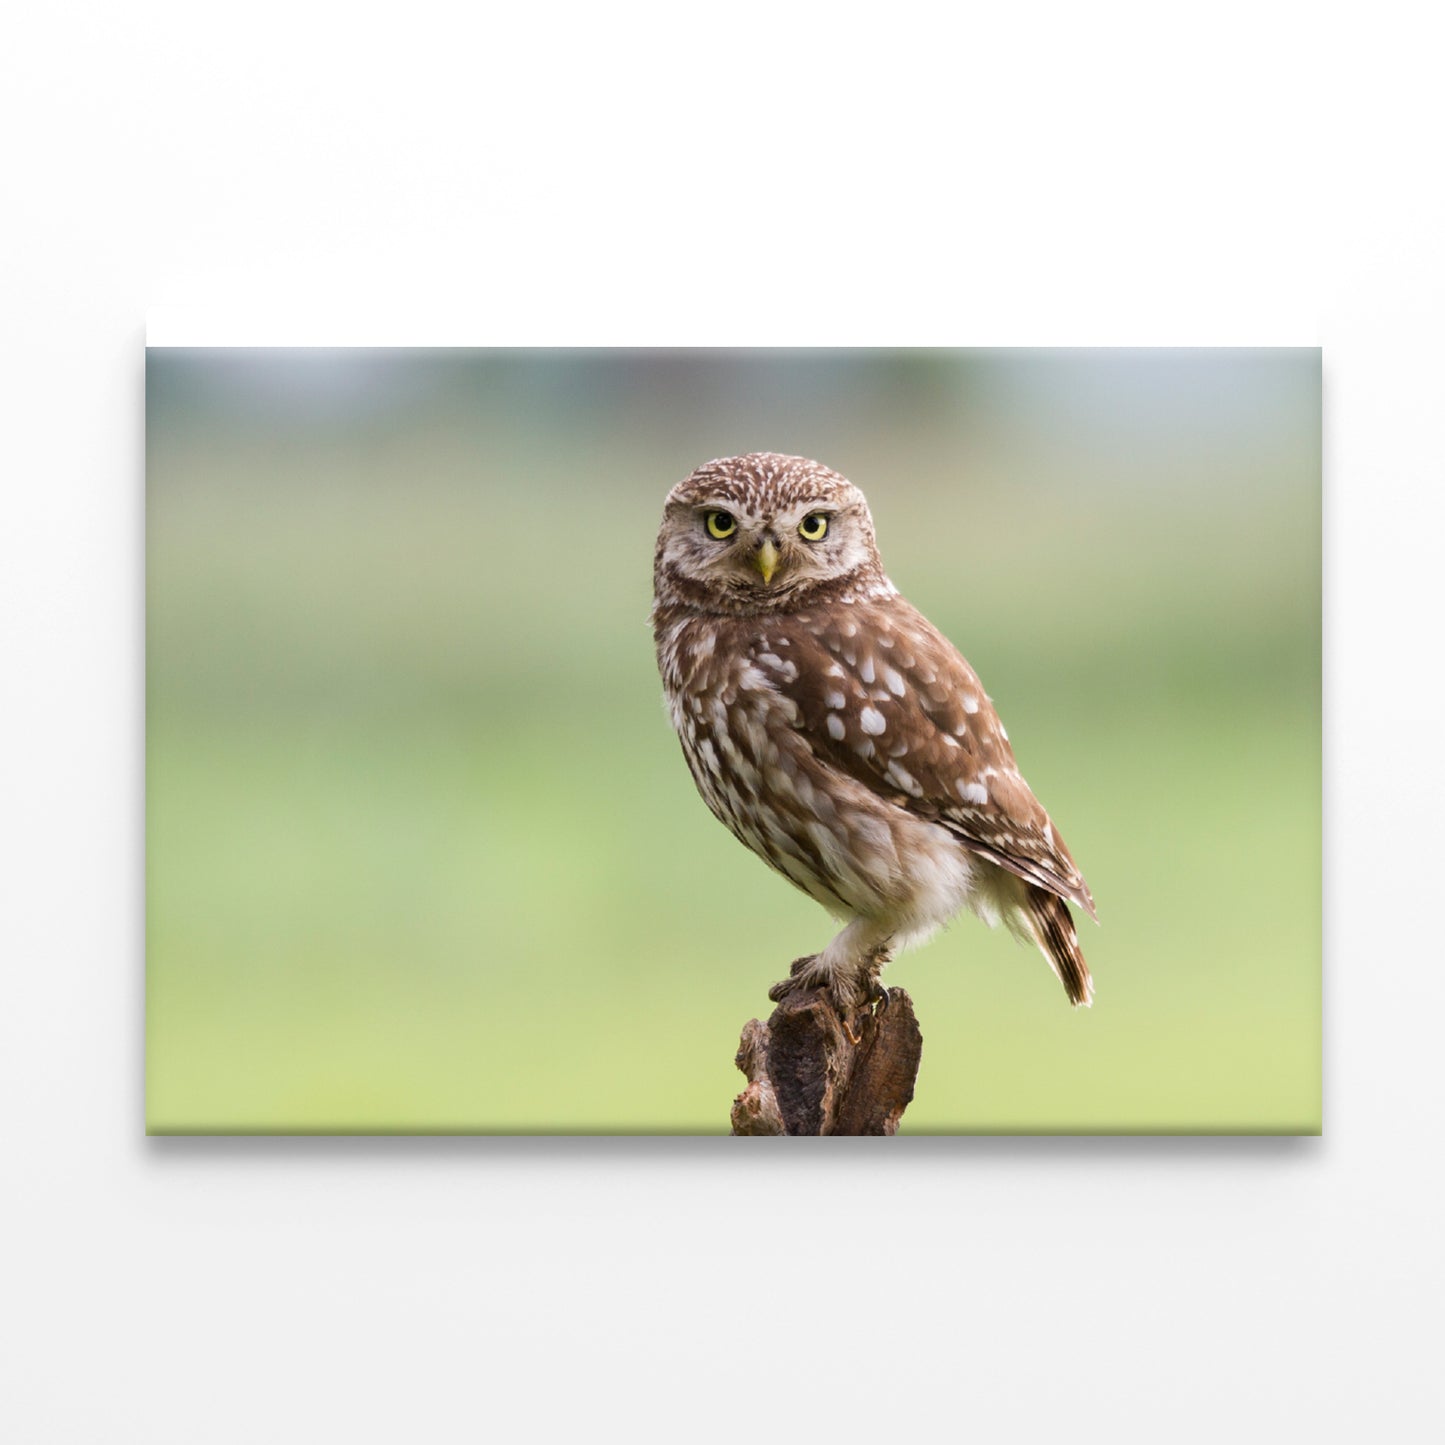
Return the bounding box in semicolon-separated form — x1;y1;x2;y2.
867;977;891;1014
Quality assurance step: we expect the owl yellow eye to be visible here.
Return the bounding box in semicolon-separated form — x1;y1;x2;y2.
798;513;829;542
705;511;737;540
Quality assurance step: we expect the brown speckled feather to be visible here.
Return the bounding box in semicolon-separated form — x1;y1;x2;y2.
752;598;1097;920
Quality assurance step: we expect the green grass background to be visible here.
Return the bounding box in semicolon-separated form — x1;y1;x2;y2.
146;349;1320;1132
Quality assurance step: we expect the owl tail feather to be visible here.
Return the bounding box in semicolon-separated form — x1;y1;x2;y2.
1025;886;1094;1008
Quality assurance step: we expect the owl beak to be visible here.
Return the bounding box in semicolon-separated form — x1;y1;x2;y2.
752;538;780;585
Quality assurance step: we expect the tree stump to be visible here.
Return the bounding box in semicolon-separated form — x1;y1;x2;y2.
730;986;923;1135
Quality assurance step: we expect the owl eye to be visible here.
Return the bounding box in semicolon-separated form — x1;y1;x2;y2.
705;511;737;540
798;513;829;542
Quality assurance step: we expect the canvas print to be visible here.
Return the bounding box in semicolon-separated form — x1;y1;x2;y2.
146;348;1321;1133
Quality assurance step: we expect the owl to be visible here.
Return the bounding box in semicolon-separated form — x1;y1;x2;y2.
651;452;1096;1024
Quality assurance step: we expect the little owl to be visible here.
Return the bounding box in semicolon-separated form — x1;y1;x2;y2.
652;452;1096;1025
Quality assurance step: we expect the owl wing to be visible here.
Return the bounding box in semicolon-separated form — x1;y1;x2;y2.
757;599;1097;919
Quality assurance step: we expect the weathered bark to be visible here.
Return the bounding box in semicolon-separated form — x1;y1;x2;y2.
730;987;923;1135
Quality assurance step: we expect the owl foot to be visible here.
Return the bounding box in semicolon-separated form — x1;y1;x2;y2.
767;954;823;1004
769;955;885;1045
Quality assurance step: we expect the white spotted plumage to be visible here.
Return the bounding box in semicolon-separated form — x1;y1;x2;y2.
652;453;1096;1015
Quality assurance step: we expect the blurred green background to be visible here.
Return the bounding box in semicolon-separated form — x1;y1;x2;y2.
146;349;1320;1133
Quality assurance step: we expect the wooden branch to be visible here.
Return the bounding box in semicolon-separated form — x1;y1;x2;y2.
730;986;923;1135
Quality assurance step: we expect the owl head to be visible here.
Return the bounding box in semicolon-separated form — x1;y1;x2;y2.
653;453;888;615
